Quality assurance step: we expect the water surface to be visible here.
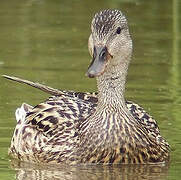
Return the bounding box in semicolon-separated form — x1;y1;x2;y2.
0;0;181;179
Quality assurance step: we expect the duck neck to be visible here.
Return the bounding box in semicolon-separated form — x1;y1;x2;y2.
96;56;130;110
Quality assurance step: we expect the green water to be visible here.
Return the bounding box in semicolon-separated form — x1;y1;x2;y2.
0;0;181;179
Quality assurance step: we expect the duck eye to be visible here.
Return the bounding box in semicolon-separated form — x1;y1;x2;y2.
116;27;121;34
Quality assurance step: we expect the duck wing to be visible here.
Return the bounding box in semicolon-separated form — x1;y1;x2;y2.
3;75;163;136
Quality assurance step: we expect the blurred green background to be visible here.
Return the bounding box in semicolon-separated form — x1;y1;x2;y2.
0;0;181;179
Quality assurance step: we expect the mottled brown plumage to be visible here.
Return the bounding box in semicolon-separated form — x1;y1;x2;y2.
5;9;169;165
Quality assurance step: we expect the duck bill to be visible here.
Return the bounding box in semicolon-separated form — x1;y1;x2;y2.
86;46;111;78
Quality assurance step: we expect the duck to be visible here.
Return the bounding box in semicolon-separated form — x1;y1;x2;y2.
4;9;170;165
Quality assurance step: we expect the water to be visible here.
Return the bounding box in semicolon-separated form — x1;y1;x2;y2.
0;0;181;179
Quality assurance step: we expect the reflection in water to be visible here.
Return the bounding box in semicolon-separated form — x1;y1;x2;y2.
11;160;169;180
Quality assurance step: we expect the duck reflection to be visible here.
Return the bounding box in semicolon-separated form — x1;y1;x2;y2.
11;160;169;180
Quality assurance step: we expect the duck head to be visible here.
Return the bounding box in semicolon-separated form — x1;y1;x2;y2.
87;9;133;78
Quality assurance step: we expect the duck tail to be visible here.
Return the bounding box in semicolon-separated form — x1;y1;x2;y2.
2;75;64;96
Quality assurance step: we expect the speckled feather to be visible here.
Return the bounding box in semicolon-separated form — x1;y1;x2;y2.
8;88;169;164
92;9;127;42
6;9;170;165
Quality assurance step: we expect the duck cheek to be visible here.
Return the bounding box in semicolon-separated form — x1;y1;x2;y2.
107;44;118;58
107;52;113;60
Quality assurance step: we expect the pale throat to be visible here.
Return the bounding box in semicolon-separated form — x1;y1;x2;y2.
96;56;130;109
